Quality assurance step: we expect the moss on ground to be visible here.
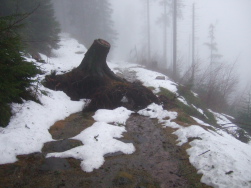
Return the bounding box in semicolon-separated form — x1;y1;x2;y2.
158;125;212;188
158;86;217;126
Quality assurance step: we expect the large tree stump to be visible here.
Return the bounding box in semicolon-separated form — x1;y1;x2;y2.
44;39;158;111
77;39;122;82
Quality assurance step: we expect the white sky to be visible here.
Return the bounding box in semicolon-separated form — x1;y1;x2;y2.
110;0;251;87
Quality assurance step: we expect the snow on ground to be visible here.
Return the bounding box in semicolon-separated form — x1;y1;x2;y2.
192;104;204;115
40;33;87;74
47;107;135;172
138;103;181;129
108;61;140;72
0;88;84;164
1;34;251;187
212;111;240;134
107;61;139;74
140;103;251;188
93;107;133;124
191;116;211;127
177;96;189;106
0;34;135;171
0;34;87;164
50;37;251;187
128;67;178;93
114;64;191;107
116;62;251;187
175;125;251;188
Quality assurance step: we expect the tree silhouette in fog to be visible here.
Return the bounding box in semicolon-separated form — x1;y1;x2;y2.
0;0;60;56
53;0;117;49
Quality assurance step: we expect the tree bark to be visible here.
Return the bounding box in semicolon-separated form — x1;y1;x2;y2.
45;39;124;99
77;39;124;82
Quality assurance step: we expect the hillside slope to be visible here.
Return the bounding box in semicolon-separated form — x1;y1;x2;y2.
0;34;251;188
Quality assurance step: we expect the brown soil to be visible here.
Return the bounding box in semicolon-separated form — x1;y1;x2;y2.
0;112;211;188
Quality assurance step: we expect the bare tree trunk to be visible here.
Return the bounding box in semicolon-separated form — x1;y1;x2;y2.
147;0;151;64
191;3;195;85
163;0;168;67
172;0;177;81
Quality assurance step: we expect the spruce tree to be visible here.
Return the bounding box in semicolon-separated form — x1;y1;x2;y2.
0;15;40;127
204;24;222;66
0;0;60;56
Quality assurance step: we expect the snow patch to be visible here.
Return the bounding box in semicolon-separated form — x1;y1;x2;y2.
0;88;83;164
174;125;251;188
191;116;211;127
93;107;133;124
2;33;251;188
192;104;204;115
129;67;178;93
47;107;135;172
138;103;180;129
40;33;87;74
213;111;239;134
0;33;86;164
178;97;189;105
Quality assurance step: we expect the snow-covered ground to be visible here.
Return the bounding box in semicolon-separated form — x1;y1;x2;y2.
1;34;251;188
0;33;86;164
47;107;135;172
138;104;251;188
120;60;251;188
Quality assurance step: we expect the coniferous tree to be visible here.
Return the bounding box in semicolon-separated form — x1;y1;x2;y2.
0;0;60;56
0;15;40;127
194;28;238;112
191;3;196;86
204;24;222;66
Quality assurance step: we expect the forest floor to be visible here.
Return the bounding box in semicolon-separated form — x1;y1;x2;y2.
0;111;210;188
1;35;251;188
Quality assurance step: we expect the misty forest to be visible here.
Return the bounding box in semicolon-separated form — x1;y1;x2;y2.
1;0;251;187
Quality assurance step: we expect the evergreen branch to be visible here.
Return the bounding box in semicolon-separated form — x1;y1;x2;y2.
216;126;238;130
0;4;40;33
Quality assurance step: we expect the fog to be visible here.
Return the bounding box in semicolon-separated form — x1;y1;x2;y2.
52;0;251;90
110;0;251;88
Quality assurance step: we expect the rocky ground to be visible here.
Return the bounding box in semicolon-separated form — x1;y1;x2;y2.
0;111;211;188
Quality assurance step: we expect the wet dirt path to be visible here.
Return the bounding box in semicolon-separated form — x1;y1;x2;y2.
0;112;210;188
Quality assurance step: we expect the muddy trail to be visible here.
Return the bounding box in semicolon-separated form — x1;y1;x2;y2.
0;112;210;188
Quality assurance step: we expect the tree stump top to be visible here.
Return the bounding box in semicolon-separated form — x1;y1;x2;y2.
97;39;110;48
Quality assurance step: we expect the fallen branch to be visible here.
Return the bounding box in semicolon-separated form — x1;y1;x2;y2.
216;126;238;130
198;150;210;156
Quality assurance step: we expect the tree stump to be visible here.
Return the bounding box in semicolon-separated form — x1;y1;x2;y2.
44;39;158;111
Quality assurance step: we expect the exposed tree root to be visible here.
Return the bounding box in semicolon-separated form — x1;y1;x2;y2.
44;39;159;111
